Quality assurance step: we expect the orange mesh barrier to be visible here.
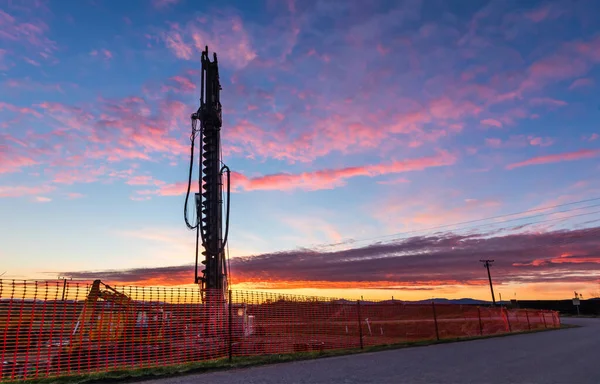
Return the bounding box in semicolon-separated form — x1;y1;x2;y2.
0;280;561;381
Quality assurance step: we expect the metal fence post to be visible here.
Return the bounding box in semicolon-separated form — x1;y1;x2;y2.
542;311;547;329
505;308;512;332
525;309;531;330
356;300;363;349
432;301;440;341
61;279;67;301
228;290;233;362
477;307;483;335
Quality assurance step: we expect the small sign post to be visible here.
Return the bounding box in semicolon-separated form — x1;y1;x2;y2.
573;291;581;316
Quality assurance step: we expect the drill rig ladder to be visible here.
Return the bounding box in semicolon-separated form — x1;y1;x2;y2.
184;46;231;306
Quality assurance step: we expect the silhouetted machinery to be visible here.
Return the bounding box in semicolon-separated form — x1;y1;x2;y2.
183;46;235;343
184;46;231;301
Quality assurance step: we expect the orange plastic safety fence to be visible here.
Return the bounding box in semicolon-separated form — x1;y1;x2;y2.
0;280;561;381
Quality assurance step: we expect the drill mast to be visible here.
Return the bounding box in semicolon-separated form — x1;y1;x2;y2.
184;46;230;302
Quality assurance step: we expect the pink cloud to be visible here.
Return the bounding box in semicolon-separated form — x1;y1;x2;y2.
150;152;455;195
485;138;502;148
3;77;72;93
480;118;503;128
0;74;196;197
460;65;487;82
0;139;39;173
34;196;51;203
585;133;599;142
506;149;600;170
90;49;112;60
7;92;188;189
0;9;57;58
428;97;482;120
569;78;594;90
125;175;165;186
524;5;552;23
517;36;600;93
164;32;192;59
161;74;196;94
234;151;456;192
35;95;188;167
514;252;600;267
86;147;151;162
152;181;189;196
572;35;600;62
22;57;40;66
0;152;37;173
52;167;106;184
225;117;389;163
223;94;471;164
162;13;256;69
526;55;588;85
0;185;55;198
485;135;553;149
66;192;84;199
0;101;42;118
529;97;567;107
523;3;564;23
376;43;390;55
498;107;529;126
529;136;554;147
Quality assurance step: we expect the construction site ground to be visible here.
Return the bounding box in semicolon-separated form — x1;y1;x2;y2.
136;317;595;384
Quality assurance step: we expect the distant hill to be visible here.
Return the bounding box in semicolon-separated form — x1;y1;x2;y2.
378;298;497;305
332;298;504;305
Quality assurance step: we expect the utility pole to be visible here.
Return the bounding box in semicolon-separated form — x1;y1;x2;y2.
480;259;496;306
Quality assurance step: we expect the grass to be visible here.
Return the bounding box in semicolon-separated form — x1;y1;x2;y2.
6;324;577;384
559;314;600;318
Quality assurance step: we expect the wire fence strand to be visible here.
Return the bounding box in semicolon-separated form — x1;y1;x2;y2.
0;280;561;381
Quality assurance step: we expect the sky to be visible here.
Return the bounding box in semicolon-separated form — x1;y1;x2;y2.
1;0;600;301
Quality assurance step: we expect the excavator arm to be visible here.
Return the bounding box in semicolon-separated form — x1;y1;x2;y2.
68;280;133;351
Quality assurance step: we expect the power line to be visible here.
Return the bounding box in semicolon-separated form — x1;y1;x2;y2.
318;196;600;249
259;206;600;262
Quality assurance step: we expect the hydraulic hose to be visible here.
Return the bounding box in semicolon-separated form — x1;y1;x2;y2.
183;117;198;230
219;165;231;256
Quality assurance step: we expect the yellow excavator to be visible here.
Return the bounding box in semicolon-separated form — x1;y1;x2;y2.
50;279;170;374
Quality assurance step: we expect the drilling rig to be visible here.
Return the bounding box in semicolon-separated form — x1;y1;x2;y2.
183;46;256;348
184;46;231;308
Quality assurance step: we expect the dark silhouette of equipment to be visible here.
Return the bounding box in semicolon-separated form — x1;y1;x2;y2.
184;46;231;303
480;259;496;306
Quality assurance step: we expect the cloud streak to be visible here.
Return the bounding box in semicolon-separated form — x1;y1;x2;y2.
235;151;456;192
0;8;57;61
506;149;600;170
62;226;600;289
145;151;456;195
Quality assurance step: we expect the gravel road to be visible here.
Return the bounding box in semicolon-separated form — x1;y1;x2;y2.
139;317;599;384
